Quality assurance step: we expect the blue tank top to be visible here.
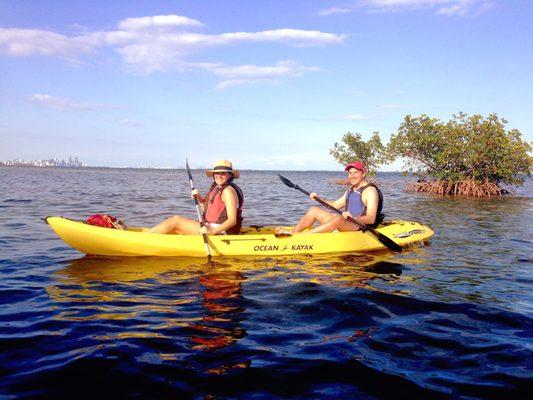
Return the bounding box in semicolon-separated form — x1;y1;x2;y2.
344;184;385;228
346;189;366;217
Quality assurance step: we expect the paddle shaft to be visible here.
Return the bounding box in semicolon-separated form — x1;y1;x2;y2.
186;160;212;261
292;184;368;228
288;182;402;252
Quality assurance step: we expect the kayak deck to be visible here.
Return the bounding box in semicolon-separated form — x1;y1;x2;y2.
45;216;434;257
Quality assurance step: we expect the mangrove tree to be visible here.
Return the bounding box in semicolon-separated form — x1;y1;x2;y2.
330;113;532;197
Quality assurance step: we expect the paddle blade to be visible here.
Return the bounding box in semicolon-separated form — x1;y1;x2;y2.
278;174;296;188
185;158;193;180
368;227;402;252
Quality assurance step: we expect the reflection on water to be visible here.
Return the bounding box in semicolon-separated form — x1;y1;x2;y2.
54;253;398;285
49;254;401;345
43;253;405;380
189;270;246;352
55;256;205;283
50;253;399;348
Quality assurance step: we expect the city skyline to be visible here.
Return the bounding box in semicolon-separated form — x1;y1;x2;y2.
1;0;532;170
1;156;87;168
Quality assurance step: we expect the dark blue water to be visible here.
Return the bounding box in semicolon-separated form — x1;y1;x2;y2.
1;167;532;399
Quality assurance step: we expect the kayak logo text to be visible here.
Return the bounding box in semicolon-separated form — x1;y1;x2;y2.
393;229;425;239
253;244;314;252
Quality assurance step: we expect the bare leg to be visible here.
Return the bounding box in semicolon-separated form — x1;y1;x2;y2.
290;206;337;233
307;214;360;234
147;215;201;234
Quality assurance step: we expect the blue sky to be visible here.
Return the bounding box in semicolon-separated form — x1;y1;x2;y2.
1;0;532;170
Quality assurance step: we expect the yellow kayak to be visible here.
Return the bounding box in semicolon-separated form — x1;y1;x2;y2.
44;216;434;257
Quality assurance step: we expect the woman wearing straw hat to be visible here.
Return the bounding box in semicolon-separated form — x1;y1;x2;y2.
148;160;244;235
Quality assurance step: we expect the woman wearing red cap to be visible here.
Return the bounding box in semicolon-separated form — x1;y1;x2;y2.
148;160;244;235
277;161;383;234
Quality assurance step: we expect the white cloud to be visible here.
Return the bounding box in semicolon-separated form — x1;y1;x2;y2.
319;0;493;17
319;6;358;16
109;29;345;73
345;89;365;95
193;60;320;90
117;118;143;127
0;27;103;58
1;15;345;87
215;29;345;47
377;104;405;109
215;79;277;90
471;1;494;16
343;114;368;120
30;94;115;111
0;16;344;62
200;60;319;79
118;15;204;31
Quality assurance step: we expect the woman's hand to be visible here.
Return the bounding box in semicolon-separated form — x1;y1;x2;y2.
192;189;206;205
309;192;318;200
199;225;215;235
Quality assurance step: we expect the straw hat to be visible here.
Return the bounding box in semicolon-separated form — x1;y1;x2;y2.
205;160;240;179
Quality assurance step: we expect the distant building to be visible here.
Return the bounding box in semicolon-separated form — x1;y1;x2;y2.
0;157;87;167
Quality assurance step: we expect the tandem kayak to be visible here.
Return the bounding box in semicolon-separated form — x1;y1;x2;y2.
44;216;434;257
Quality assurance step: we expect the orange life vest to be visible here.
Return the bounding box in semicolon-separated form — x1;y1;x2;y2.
203;182;244;234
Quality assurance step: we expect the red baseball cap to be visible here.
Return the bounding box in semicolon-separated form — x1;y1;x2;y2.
344;161;366;173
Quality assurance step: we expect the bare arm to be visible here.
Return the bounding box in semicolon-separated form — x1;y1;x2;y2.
309;191;346;210
332;193;347;210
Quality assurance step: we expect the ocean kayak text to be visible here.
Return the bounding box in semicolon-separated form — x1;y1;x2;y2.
253;244;314;252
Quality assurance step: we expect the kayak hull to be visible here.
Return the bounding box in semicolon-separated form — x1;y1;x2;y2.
44;217;434;257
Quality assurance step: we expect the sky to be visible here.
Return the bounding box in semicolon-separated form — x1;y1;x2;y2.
1;0;532;170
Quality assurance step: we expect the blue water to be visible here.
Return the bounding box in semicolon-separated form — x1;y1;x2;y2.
1;166;532;399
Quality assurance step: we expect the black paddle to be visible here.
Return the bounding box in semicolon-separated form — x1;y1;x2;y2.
278;174;402;252
186;158;212;263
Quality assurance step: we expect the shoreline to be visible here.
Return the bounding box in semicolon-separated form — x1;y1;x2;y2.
0;165;405;173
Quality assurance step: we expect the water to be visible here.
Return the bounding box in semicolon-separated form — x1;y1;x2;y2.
1;166;531;399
